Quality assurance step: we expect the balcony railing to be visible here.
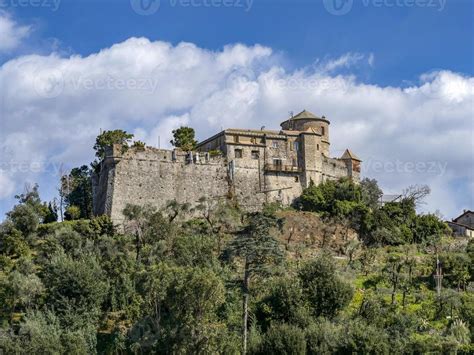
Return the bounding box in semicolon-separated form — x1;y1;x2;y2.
264;164;302;173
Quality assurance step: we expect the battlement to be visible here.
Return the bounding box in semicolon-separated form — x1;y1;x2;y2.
93;109;361;226
103;144;225;165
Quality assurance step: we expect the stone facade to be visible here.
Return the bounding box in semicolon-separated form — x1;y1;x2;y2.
93;110;362;225
447;210;474;238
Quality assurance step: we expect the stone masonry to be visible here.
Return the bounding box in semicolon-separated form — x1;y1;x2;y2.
92;110;361;225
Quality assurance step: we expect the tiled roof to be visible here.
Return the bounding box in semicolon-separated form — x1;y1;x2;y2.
453;210;474;223
341;149;362;161
291;109;320;120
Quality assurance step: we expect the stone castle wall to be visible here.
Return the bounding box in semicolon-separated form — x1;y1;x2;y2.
93;144;358;226
93;145;229;225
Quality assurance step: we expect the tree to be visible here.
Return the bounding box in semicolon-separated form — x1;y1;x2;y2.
0;222;30;257
227;212;284;354
164;199;191;223
170;126;197;151
3;270;45;313
135;264;227;354
305;319;342;354
93;129;134;160
0;310;65;354
256;277;308;330
42;252;108;330
339;320;390;354
402;184;431;206
298;254;353;318
64;205;81;220
383;252;404;305
412;213;448;244
196;197;241;253
7;184;48;234
43;201;58;223
122;204;177;264
257;323;306;355
360;178;383;210
61;166;93;219
6;204;40;235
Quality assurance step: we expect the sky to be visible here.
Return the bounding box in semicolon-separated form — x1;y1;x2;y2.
0;0;473;220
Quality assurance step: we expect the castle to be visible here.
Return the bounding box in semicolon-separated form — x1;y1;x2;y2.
92;110;361;225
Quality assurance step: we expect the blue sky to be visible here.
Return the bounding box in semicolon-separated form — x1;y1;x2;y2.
8;0;472;83
0;0;473;219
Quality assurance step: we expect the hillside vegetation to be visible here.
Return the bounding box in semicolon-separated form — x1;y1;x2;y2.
0;130;472;354
0;177;472;354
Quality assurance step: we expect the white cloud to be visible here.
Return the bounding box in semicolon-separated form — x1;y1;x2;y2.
314;52;372;73
0;37;472;219
134;113;190;149
0;11;31;52
0;171;15;199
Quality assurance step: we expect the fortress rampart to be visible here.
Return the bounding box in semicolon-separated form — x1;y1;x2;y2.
92;110;361;225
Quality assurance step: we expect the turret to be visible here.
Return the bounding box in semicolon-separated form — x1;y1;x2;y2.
340;149;362;181
280;109;330;156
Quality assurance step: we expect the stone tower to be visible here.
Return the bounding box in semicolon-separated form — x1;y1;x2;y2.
280;110;331;186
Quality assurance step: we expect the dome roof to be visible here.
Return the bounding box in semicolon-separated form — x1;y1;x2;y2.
280;109;330;126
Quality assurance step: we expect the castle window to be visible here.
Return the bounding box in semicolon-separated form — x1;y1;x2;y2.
235;149;243;159
251;150;259;159
293;141;299;151
273;158;283;168
321;127;325;135
251;137;256;144
295;176;299;182
272;141;278;149
233;135;240;143
317;144;320;151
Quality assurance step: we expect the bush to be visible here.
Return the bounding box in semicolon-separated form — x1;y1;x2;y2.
257;323;306;355
65;205;81;221
298;254;353;318
305;319;342;354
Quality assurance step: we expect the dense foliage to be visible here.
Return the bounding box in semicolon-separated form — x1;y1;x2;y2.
170;126;198;151
299;178;449;246
93;130;134;160
0;178;472;354
61;165;93;220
